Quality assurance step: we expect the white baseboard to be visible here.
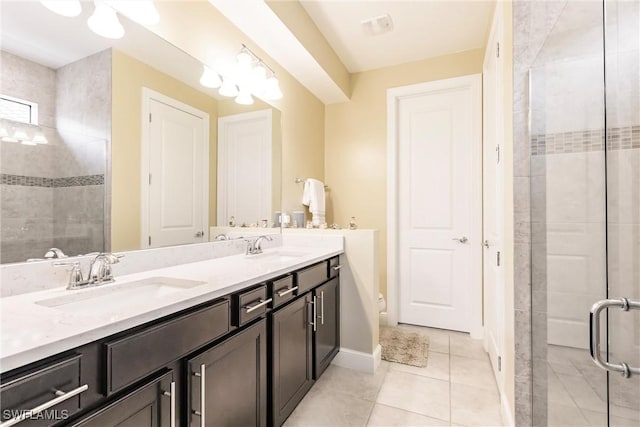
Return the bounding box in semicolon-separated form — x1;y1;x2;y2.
501;388;514;427
331;345;382;374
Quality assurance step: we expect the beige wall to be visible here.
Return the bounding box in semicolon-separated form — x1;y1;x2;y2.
145;0;325;224
111;49;218;251
324;49;485;298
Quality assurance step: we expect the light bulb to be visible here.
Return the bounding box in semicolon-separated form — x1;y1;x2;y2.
32;134;49;145
40;0;82;17
235;88;254;105
88;1;125;39
250;63;267;93
105;0;159;25
237;50;253;67
21;140;38;146
263;76;283;100
0;127;8;138
219;77;238;98
1;136;18;143
200;66;222;89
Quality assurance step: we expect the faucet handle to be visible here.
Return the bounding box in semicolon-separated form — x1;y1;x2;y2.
53;261;86;289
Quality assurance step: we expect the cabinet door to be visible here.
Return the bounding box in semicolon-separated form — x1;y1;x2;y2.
270;294;314;427
70;370;174;427
188;319;267;427
314;277;340;379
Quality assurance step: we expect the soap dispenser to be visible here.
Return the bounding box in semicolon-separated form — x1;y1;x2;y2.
349;216;357;230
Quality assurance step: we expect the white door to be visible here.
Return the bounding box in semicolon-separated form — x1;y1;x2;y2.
482;8;506;383
144;90;209;248
397;76;481;332
217;109;272;227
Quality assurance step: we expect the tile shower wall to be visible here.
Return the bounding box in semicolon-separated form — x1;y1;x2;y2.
54;49;111;259
0;50;110;263
513;1;569;425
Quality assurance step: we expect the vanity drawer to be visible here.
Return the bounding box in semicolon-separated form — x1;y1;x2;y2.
0;354;85;426
232;285;269;327
269;275;296;308
328;256;342;278
296;261;329;294
105;299;229;395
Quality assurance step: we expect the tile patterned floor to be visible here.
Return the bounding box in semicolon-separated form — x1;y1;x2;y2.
284;325;504;427
546;345;640;427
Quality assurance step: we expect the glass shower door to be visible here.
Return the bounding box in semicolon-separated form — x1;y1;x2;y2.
595;0;640;423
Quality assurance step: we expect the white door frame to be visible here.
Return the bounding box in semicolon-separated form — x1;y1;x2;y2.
386;74;483;338
140;87;210;248
217;108;273;226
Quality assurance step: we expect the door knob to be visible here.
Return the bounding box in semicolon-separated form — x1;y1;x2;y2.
452;236;468;244
482;240;490;248
195;231;204;238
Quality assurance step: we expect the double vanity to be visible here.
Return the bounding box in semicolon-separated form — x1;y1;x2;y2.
0;238;343;426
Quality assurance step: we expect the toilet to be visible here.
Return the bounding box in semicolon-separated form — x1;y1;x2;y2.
378;292;386;312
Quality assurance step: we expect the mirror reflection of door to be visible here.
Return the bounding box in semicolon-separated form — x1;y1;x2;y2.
142;88;209;248
217;109;272;227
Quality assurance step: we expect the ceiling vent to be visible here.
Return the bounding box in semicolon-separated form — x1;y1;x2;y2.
361;13;393;36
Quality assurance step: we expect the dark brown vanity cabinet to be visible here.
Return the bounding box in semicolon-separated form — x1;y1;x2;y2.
0;354;85;427
270;294;314;426
313;277;340;379
187;319;268;427
69;370;174;427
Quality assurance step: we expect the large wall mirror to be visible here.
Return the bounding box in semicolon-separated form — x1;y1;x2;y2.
0;2;282;264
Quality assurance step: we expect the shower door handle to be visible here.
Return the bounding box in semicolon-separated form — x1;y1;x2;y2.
589;297;640;378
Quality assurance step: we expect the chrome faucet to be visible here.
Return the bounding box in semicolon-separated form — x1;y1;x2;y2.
88;253;122;285
245;235;273;255
54;252;123;290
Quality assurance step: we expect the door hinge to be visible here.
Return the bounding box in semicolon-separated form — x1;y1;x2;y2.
496;42;500;58
496;145;501;163
148;236;151;245
498;356;502;371
496;251;501;266
149;113;152;123
149;174;152;185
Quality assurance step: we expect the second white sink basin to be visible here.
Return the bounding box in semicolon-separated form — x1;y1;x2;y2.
35;277;206;315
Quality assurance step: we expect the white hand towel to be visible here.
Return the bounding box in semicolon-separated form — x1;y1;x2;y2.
302;178;326;226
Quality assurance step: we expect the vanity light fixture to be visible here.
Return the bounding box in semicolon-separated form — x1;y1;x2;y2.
219;77;239;98
40;0;82;17
235;87;254;105
105;0;160;26
88;1;125;39
200;65;222;89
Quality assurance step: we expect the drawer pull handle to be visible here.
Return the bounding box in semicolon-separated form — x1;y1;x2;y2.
0;384;88;427
162;381;176;427
244;298;273;313
277;286;298;297
192;364;205;427
332;265;343;271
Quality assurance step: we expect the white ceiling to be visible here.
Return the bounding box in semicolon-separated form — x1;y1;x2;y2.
1;1;224;100
300;0;495;73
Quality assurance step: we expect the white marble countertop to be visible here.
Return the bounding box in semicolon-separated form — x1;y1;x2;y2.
1;245;342;373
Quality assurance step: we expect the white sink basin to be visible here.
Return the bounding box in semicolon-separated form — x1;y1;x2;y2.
247;251;306;263
35;277;206;315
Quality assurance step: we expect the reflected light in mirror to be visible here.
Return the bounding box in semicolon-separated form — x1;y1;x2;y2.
219;77;239;97
40;0;82;17
235;88;254;105
88;1;125;39
200;66;222;88
106;0;160;26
